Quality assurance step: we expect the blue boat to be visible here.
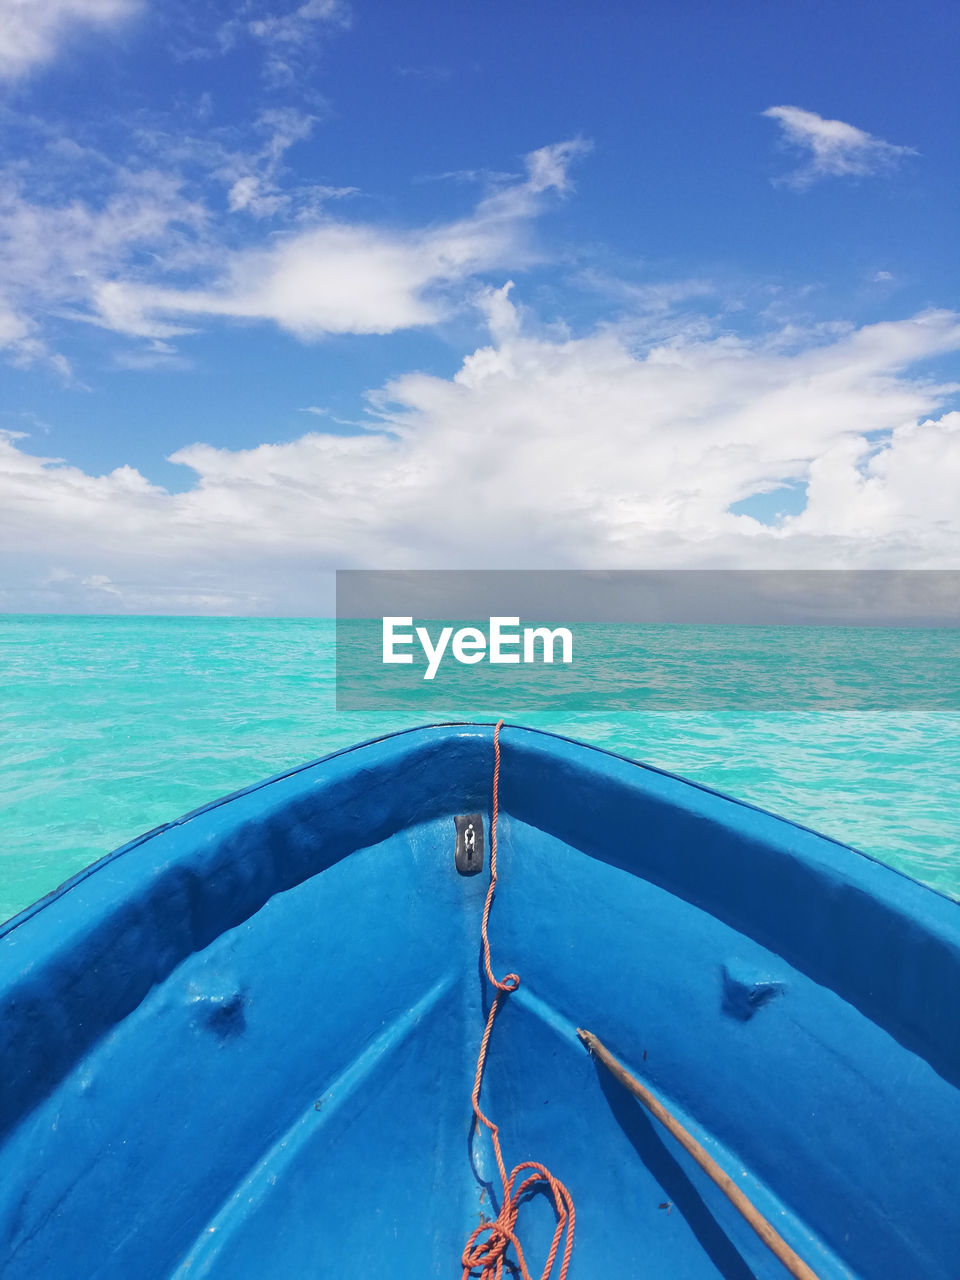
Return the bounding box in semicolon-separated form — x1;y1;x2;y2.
1;722;959;1279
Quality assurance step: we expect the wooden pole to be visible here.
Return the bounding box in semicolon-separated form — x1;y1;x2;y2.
577;1029;821;1280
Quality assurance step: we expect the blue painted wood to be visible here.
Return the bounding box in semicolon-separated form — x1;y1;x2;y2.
1;723;958;1278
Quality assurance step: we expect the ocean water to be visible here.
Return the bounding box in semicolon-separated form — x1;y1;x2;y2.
1;614;959;923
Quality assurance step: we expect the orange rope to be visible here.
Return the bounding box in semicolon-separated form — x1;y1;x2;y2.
460;720;576;1280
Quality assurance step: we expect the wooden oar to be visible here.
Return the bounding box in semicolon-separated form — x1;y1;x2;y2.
577;1029;821;1280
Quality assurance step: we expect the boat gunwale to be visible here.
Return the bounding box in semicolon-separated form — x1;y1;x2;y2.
3;718;955;942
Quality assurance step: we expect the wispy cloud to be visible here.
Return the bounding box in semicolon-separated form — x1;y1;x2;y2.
247;0;349;44
245;0;351;86
397;65;453;82
0;0;140;79
171;0;349;86
0;63;588;366
74;140;590;342
0;159;208;364
763;106;916;189
3;302;960;612
579;269;718;314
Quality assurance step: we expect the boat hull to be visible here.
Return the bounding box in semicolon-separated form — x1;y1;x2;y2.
1;724;958;1278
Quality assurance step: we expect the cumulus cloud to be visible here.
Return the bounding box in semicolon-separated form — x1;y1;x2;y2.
789;411;960;542
0;0;139;78
2;299;959;612
763;106;916;188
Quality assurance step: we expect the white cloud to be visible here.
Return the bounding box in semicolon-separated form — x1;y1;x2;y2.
80;571;121;596
0;113;585;362
174;0;349;81
0;162;209;361
0;300;36;352
763;106;916;188
85;140;590;340
130;106;356;223
215;108;332;218
248;0;350;47
0;296;72;374
2;301;959;612
0;0;139;78
788;412;960;541
579;270;718;315
246;0;351;85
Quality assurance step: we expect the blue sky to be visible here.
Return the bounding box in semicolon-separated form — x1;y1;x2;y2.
1;0;959;612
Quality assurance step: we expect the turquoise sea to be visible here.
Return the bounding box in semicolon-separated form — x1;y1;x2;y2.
2;614;959;923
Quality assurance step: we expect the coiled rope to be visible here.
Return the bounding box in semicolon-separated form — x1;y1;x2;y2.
460;721;575;1280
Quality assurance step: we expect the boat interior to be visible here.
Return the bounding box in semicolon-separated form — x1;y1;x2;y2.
1;724;959;1279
